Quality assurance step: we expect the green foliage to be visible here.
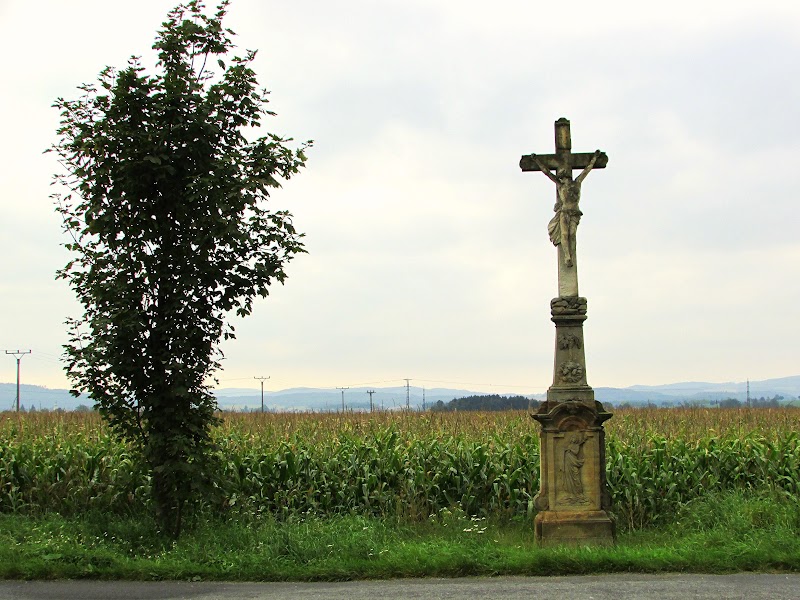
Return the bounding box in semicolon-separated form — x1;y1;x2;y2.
49;1;309;537
2;491;800;580
2;409;800;535
218;424;539;522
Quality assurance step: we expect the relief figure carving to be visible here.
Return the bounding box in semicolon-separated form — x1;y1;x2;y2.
558;361;584;383
562;432;588;505
558;333;583;350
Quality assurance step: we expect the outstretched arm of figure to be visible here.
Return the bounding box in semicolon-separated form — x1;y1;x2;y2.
575;150;602;184
530;154;559;184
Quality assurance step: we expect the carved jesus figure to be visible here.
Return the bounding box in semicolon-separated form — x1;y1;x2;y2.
529;150;601;267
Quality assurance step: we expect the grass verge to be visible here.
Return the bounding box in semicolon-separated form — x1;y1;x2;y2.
1;490;798;580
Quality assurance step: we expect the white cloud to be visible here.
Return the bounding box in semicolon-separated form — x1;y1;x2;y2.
1;0;798;391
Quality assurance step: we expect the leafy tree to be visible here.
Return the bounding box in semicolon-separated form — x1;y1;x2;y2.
51;1;309;537
719;397;742;409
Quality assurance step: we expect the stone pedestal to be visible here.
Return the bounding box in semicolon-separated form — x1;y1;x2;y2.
532;296;615;546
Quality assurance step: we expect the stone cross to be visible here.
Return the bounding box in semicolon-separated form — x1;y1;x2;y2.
518;118;615;547
520;118;607;297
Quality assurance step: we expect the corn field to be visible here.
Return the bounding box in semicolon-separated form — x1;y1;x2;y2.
1;408;798;531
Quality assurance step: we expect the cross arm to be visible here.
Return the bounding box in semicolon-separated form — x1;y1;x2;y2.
519;151;608;173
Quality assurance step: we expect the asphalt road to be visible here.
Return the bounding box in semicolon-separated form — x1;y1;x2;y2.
1;574;799;600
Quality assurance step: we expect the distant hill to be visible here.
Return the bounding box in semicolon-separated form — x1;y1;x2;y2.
2;376;798;412
626;376;800;395
211;386;495;412
0;383;90;412
617;375;800;404
594;387;676;404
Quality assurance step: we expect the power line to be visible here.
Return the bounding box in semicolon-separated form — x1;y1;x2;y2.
5;350;32;413
27;352;62;365
343;378;404;387
414;378;548;390
210;377;548;394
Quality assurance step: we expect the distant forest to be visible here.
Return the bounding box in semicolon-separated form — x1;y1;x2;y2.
716;396;783;409
430;394;539;412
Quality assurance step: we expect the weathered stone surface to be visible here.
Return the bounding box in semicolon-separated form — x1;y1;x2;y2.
532;400;615;546
520;151;608;172
535;510;615;547
521;118;613;547
520;118;609;173
549;297;590;391
550;296;587;316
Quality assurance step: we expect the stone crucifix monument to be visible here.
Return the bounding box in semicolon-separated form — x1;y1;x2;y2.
520;117;615;546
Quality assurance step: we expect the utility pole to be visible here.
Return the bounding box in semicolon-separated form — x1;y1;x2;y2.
5;350;31;413
404;378;411;410
422;387;426;412
337;387;349;412
254;376;270;413
366;389;375;413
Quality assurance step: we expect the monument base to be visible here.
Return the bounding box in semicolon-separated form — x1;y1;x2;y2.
531;397;615;548
534;509;615;547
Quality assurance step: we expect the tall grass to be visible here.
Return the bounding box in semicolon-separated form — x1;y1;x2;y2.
1;408;798;531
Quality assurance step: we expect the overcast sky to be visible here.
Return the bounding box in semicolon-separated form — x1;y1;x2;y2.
1;0;798;396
